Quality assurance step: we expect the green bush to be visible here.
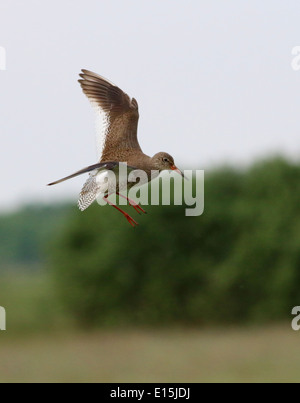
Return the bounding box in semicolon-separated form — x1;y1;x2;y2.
0;204;70;269
51;158;300;326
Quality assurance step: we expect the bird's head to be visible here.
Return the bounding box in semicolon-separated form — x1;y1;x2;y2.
151;152;184;177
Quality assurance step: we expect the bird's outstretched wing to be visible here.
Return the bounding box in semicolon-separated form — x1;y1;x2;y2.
78;69;141;161
47;161;120;186
47;161;139;187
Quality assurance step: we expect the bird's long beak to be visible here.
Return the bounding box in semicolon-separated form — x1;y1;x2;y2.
171;165;186;179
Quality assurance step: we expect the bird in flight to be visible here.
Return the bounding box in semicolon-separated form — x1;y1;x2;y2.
48;70;184;227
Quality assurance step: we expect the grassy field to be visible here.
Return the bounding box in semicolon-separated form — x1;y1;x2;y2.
0;324;299;383
0;273;299;383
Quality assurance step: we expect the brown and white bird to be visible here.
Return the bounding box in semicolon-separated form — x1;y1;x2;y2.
48;70;183;227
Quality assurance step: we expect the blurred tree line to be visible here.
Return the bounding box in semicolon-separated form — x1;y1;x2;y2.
1;157;299;327
0;204;70;270
50;157;300;326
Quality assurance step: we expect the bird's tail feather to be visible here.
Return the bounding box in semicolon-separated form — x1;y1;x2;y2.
78;175;100;211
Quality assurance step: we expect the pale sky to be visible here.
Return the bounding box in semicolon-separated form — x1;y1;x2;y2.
0;0;300;211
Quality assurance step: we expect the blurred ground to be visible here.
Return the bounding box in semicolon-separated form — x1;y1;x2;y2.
0;325;299;383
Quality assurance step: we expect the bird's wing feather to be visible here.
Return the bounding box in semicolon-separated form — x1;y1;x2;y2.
47;161;139;186
47;161;119;186
78;69;141;161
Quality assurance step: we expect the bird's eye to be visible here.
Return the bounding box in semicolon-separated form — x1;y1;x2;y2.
163;158;168;163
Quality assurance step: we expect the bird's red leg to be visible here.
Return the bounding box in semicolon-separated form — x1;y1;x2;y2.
116;192;147;215
103;195;139;227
